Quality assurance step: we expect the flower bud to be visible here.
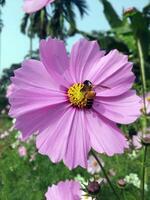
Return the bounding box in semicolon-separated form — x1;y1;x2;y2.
142;135;150;146
117;179;126;188
87;181;100;194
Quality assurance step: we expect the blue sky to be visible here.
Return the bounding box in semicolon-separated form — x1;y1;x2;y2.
0;0;149;75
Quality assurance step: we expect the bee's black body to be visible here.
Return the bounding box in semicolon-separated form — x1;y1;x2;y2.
86;99;94;109
82;80;95;109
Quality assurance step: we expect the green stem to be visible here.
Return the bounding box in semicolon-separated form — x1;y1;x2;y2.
137;39;147;117
121;189;126;200
141;146;147;200
137;38;148;200
91;151;121;200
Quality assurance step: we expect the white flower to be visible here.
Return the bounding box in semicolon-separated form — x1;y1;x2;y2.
87;155;104;175
124;173;148;191
0;131;9;139
81;191;95;200
128;150;138;160
74;174;88;187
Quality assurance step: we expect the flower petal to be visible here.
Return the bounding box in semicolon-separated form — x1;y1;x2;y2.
9;87;67;118
40;38;72;83
45;181;81;200
90;50;134;96
14;103;69;140
23;0;54;13
36;108;91;169
94;90;141;124
69;38;105;82
64;109;91;169
95;63;135;97
11;59;67;90
86;111;128;156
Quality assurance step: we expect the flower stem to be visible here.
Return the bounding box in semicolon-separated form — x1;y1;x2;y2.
141;145;147;200
137;39;147;117
91;150;121;200
137;38;148;200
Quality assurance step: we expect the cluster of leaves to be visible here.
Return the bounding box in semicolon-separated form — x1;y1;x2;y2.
0;0;5;7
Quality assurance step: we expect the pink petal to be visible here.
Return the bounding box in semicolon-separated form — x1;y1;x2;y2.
90;50;134;96
23;0;54;13
9;87;67;118
11;59;67;91
64;109;91;169
69;38;105;83
45;180;81;200
86;111;128;156
95;63;135;97
94;90;141;124
14;103;69;140
36;108;91;169
40;38;72;84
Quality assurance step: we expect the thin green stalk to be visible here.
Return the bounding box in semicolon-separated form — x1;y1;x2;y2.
141;146;147;200
137;39;147;117
91;151;121;200
137;39;148;200
121;189;126;200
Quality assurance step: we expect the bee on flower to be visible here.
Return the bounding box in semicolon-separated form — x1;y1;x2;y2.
9;38;141;169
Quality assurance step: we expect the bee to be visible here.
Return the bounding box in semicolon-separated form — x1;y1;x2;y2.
81;80;96;109
81;80;110;109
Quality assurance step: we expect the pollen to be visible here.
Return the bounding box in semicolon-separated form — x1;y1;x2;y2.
67;83;86;108
146;96;150;102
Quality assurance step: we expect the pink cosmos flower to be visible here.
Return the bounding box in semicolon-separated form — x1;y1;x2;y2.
18;146;27;157
9;38;141;169
45;180;81;200
23;0;55;13
45;180;93;200
132;134;142;149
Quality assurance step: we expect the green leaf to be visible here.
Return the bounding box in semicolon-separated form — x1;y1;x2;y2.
126;9;150;60
100;0;122;28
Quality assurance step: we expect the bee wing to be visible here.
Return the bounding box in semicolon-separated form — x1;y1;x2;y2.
80;85;88;92
93;84;110;92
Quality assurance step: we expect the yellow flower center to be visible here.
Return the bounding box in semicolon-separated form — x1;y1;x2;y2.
67;83;87;108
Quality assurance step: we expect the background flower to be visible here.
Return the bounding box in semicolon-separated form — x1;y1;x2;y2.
45;180;81;200
18;146;27;157
23;0;55;13
87;155;103;175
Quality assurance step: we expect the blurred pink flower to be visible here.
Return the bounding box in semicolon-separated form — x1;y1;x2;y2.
45;180;81;200
132;134;142;149
130;127;150;149
18;146;27;157
145;92;150;114
87;155;103;175
6;84;15;98
9;38;141;169
23;0;55;13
